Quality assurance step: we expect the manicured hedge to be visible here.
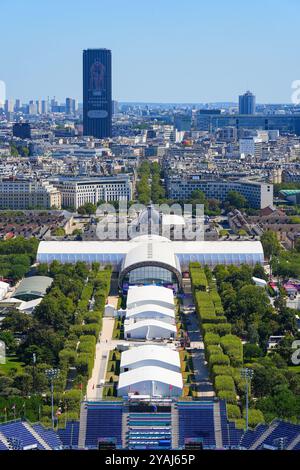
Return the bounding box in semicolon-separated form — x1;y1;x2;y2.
79;335;96;345
190;265;243;410
75;352;94;377
214;374;236;393
242;409;265;428
210;288;224;316
77;283;94;314
70;268;111;384
63;389;82;411
206;345;222;362
202;323;232;336
211;365;234;378
189;262;208;291
217;390;237;404
220;334;243;367
195;292;227;324
78;342;95;354
234;418;246;430
209;353;230;368
203;332;221;346
231;368;247;394
59;348;77;368
195;291;215;321
84;310;103;325
227;404;241;420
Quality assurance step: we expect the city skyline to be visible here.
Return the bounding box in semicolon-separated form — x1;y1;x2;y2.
1;0;300;104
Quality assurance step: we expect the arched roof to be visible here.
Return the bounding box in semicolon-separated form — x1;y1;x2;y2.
120;345;180;369
118;366;183;391
14;276;53;300
126;285;175;310
124;319;177;334
130;234;171;243
126;303;175;319
119;239;182;288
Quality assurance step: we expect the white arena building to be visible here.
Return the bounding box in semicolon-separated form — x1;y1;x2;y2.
37;235;264;292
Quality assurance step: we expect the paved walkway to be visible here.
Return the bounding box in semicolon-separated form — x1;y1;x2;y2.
86;317;115;400
107;296;119;309
182;295;215;397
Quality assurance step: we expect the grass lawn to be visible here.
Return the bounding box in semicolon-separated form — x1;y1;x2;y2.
0;355;24;375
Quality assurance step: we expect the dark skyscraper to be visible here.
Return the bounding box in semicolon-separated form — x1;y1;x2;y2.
239;90;256;114
13;122;31;139
83;48;112;138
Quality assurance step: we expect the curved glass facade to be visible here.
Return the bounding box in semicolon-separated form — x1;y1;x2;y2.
123;266;178;290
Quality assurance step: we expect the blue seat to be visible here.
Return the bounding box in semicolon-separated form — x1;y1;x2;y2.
0;420;45;450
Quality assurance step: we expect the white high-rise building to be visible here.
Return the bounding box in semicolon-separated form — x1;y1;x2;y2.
57;176;132;209
239;137;262;159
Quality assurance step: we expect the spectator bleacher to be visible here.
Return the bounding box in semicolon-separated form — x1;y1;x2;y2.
239;424;268;449
0;440;8;450
33;423;63;449
1;403;300;451
57;421;79;448
219;400;243;448
0;420;63;450
84;401;123;449
127;412;172;449
240;420;300;450
178;401;216;449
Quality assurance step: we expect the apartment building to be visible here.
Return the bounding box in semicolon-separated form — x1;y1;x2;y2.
166;176;273;209
0;179;61;209
57;176;132;209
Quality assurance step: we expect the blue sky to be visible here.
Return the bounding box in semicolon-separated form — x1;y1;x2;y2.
1;0;300;103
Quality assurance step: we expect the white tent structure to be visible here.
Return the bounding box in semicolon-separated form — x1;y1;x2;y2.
124;318;176;340
117;366;183;397
120;345;181;373
126;304;175;324
37;238;264;270
126;285;174;310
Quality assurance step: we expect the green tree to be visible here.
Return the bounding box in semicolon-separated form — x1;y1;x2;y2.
78;202;97;215
52;227;65;236
226;190;247;209
253;263;268;281
261;230;281;259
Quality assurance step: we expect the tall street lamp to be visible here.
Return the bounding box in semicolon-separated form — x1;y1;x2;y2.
45;368;60;430
241;367;254;432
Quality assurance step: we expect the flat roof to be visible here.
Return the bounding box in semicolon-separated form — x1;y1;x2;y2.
37;240;264;256
171;240;264;255
118;366;183;390
120;345;180;369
